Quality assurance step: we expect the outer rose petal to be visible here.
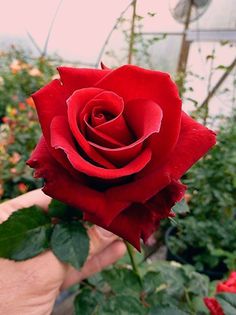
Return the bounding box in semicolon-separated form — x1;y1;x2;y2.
32;67;110;146
104;111;216;204
204;298;224;315
57;66;111;95
27;137;130;224
84;180;186;250
32;79;68;145
96;64;182;166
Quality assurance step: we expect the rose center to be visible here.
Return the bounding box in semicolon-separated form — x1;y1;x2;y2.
91;106;115;127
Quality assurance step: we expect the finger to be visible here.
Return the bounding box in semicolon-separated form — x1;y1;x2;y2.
0;189;51;223
61;240;126;290
88;225;119;257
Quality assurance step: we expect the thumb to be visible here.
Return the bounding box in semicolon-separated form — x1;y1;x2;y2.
88;225;118;256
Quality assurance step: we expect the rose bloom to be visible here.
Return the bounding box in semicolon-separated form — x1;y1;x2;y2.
216;272;236;294
27;65;216;249
204;271;236;315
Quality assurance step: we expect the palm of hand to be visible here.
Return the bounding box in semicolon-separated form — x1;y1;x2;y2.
0;190;126;315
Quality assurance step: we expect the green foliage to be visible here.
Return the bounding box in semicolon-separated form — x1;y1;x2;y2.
172;199;190;215
215;293;236;315
0;200;90;270
0;46;58;117
48;199;83;220
51;221;89;270
148;306;188;315
74;261;210;315
0;46;59;200
168;112;236;273
0;206;52;260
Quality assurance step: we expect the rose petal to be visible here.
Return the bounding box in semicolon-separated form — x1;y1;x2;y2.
32;79;68;145
96;64;182;165
204;298;224;315
51;116;153;180
104;111;216;204
67;87;116;169
89;99;163;166
80;90;133;146
27;137;130;224
160;112;216;179
85;118;125;148
57;66;111;95
32;66;110;145
84;180;186;250
67;88;129;165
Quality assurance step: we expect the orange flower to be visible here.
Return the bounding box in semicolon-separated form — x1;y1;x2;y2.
9;152;21;164
2;116;9;124
26;97;35;108
10;59;28;74
184;193;192;203
9;108;18;116
18;102;26;111
18;182;28;193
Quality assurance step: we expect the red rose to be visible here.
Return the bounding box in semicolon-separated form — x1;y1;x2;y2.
204;297;224;315
204;272;236;315
216;272;236;294
27;65;215;249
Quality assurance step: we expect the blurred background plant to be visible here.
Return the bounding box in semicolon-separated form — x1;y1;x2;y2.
0;46;61;199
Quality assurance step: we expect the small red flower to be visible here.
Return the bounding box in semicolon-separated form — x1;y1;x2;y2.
18;182;28;193
19;102;26;111
204;298;224;315
204;271;236;315
216;272;236;294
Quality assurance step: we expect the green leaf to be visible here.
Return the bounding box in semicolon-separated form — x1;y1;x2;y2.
75;290;146;315
101;295;146;315
48;199;83;220
172;199;189;215
74;288;104;315
102;267;142;296
216;293;236;315
148;306;189;315
0;206;51;260
143;271;164;294
50;221;89;269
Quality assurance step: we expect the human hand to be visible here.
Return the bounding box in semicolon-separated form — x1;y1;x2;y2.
0;189;126;315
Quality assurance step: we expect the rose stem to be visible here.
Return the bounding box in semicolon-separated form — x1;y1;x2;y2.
124;240;142;286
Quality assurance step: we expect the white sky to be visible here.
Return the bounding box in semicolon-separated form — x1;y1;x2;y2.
0;0;183;62
0;0;235;62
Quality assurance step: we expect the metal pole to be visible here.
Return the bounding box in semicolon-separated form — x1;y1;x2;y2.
177;0;193;74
